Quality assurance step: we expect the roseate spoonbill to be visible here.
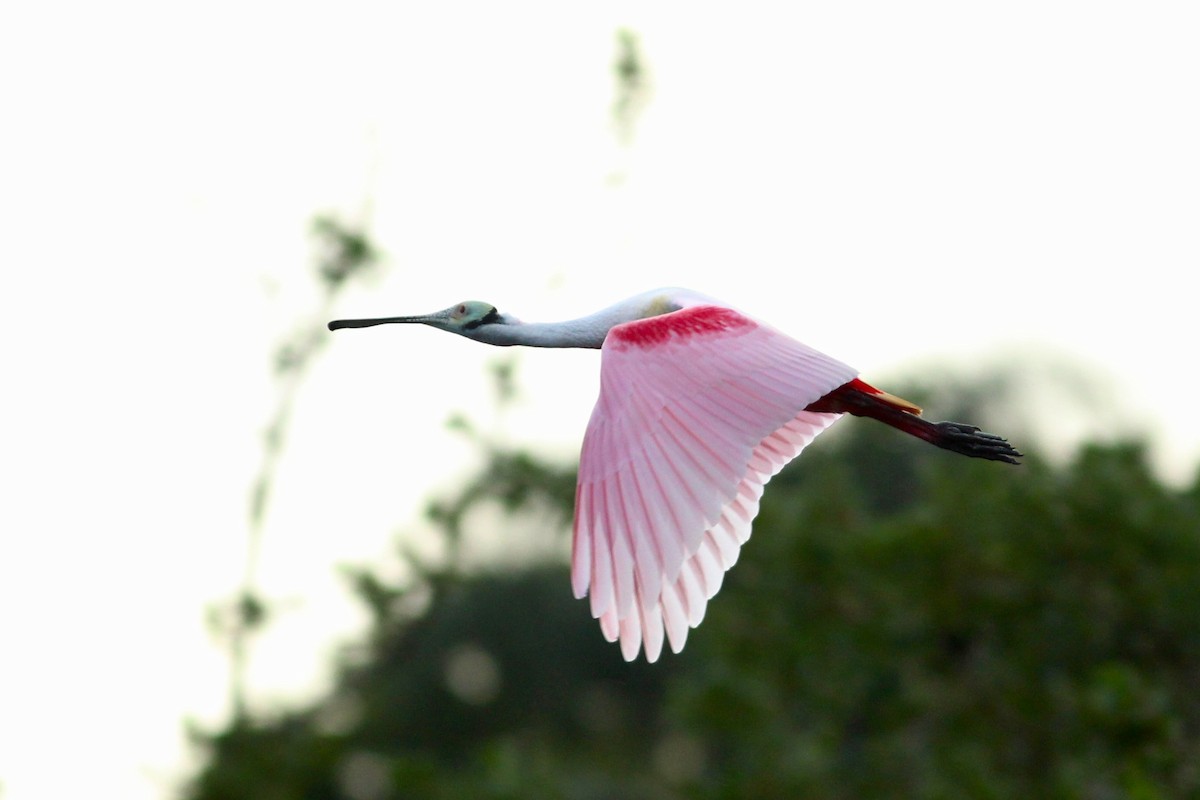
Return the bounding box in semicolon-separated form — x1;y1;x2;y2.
328;288;1020;662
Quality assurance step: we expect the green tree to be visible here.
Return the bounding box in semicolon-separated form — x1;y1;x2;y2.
188;384;1200;799
677;442;1200;799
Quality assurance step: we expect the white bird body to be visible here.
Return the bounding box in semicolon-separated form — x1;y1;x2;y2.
329;287;1019;662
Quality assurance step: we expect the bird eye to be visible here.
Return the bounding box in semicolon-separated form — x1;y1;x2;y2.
456;304;467;316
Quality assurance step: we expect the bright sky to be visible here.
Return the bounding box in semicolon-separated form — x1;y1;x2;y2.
2;3;1198;798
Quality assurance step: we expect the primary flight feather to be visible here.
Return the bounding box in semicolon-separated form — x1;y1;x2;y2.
328;288;1020;662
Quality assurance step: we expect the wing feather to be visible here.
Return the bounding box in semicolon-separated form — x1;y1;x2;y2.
573;304;856;660
586;483;615;620
571;483;591;596
660;580;689;652
694;538;724;597
599;606;619;642
619;469;666;618
618;610;640;660
635;444;686;583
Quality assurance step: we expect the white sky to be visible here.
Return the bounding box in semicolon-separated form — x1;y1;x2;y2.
2;3;1198;798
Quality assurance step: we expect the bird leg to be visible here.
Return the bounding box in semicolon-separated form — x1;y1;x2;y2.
806;379;1022;464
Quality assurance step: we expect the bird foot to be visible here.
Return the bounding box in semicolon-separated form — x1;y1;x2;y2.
932;421;1023;464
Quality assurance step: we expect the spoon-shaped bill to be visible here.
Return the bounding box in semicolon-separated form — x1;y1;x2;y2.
327;312;446;331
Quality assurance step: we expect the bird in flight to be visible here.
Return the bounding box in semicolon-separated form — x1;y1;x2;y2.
329;288;1020;662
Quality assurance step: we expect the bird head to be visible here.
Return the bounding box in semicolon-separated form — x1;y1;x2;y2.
327;301;508;341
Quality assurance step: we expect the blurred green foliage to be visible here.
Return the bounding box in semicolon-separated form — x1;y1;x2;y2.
212;215;379;719
188;400;1200;799
612;28;649;145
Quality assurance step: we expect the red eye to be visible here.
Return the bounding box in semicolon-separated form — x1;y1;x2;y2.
457;304;467;314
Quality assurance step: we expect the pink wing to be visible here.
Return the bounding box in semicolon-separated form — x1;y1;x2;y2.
571;305;858;661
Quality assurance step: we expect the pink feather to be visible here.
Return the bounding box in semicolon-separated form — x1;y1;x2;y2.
571;305;856;661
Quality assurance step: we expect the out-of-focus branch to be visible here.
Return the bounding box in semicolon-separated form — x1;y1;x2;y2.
209;216;379;721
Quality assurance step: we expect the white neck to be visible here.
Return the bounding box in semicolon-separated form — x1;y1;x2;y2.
472;312;620;349
465;288;714;349
470;289;700;347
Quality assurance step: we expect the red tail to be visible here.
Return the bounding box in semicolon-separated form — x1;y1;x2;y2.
806;379;1021;464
